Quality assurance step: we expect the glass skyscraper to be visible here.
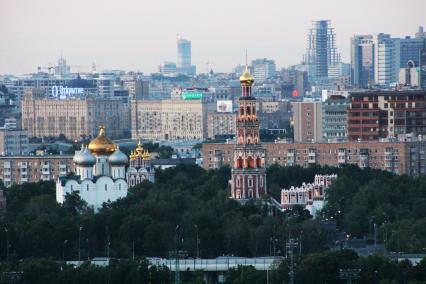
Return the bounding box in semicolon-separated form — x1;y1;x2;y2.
304;20;341;82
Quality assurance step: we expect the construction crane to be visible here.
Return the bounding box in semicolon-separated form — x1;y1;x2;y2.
37;64;54;74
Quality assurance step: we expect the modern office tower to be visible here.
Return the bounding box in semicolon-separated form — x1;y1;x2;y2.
399;36;425;68
351;35;375;88
304;20;341;82
415;26;426;39
21;89;131;140
251;58;276;81
292;101;323;143
373;34;400;86
177;37;196;76
229;67;267;200
159;62;177;75
347;90;426;141
322;95;348;142
421;49;426;89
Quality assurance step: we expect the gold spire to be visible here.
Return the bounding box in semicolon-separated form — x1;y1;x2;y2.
239;65;254;83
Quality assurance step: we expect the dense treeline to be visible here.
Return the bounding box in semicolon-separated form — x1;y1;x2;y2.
0;165;328;260
0;164;425;283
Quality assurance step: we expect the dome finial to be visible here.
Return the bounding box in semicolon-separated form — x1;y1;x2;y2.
98;125;106;137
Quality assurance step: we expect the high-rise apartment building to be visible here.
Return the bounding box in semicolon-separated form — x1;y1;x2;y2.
292;101;323;143
305;20;341;82
0;127;28;156
251;58;276;81
322;95;348;142
0;155;74;188
347;90;426;141
351;35;375;88
177;37;196;76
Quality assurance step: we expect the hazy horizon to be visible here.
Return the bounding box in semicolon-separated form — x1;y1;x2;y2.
1;0;425;75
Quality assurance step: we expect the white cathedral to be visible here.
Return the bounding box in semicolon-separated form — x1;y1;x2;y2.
56;126;155;211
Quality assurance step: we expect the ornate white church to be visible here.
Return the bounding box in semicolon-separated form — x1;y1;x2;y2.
56;126;155;211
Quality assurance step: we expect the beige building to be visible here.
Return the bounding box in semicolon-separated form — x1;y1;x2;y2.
131;99;215;141
207;112;236;139
202;139;426;177
21;89;130;141
292;101;323;143
0;155;74;188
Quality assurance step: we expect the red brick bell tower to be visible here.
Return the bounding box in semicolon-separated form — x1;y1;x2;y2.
229;66;267;200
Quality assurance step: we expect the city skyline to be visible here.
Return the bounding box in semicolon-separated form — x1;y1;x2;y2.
1;0;425;75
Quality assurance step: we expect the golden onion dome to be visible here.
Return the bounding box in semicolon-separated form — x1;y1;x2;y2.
88;125;116;155
239;66;254;83
130;140;151;161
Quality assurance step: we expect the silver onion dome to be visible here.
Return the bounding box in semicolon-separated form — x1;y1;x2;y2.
108;146;128;166
73;145;96;166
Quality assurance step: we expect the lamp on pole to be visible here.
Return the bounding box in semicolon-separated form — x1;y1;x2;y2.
5;227;8;261
63;240;68;261
86;238;90;261
194;224;200;258
78;226;82;263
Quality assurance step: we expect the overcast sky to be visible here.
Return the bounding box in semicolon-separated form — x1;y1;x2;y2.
1;0;425;75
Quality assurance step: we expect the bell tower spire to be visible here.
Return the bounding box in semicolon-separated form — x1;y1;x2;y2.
229;57;267;201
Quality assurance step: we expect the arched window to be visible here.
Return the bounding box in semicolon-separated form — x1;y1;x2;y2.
237;157;243;169
246;156;254;168
246;106;251;115
256;157;262;168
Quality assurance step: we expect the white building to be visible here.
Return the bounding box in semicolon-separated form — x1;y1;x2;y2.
280;174;337;218
251;58;276;82
159;62;177;76
373;34;401;86
56;126;154;211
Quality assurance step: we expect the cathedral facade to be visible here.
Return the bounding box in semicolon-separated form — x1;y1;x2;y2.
56;126;154;211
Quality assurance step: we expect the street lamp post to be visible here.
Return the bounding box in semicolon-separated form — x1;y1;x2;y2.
5;227;8;261
63;240;68;261
132;240;135;260
78;226;82;263
86;238;90;260
194;224;200;259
